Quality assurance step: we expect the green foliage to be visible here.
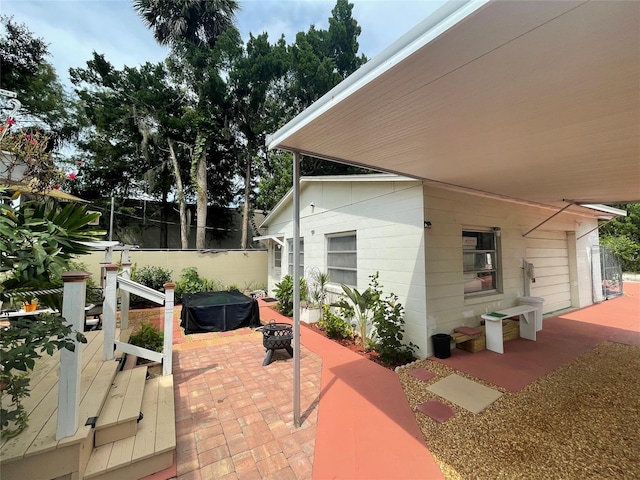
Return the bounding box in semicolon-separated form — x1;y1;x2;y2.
307;269;330;309
0;192;101;437
319;304;352;339
131;265;173;291
0;313;87;439
130;265;173;307
371;291;416;366
339;273;380;350
0;191;105;310
129;321;164;353
0;15;79;145
336;272;416;364
175;267;223;303
601;235;640;273
273;274;308;317
600;203;640;273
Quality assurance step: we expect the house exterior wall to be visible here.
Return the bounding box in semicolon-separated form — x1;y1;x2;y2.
263;178;601;360
422;185;599;351
264;179;430;355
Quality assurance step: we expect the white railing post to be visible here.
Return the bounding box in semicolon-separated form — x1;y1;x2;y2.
103;264;119;361
120;249;131;330
162;282;175;376
57;270;89;440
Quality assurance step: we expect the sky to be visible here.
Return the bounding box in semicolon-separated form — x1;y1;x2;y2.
2;0;447;88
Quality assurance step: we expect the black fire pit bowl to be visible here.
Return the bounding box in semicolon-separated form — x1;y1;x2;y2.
261;321;293;366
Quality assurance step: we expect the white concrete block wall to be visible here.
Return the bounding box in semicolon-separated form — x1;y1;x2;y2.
423;186;600;351
264;180;430;356
264;178;602;360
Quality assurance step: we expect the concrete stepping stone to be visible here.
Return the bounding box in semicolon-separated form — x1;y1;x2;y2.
417;400;455;423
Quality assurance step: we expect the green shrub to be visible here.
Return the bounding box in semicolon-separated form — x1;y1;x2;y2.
273;275;307;317
601;235;640;273
131;265;173;291
371;291;416;366
130;265;172;307
129;321;164;353
319;304;352;339
175;267;223;303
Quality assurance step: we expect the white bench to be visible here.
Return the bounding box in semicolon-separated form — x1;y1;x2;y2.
480;305;538;354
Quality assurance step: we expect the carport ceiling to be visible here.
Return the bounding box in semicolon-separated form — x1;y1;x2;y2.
267;0;640;206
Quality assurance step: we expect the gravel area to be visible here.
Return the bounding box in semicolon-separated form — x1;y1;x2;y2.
397;342;640;479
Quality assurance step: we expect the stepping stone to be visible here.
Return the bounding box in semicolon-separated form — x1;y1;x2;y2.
408;368;436;382
417;400;455;423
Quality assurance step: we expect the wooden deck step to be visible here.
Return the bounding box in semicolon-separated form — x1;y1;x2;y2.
84;375;175;480
94;366;148;447
0;330;122;480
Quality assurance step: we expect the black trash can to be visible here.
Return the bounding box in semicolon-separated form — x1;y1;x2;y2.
431;333;452;359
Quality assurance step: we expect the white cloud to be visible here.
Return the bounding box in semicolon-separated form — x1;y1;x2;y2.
2;0;446;85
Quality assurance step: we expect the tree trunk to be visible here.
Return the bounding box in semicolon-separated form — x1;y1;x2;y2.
240;155;251;249
168;139;189;249
194;134;208;249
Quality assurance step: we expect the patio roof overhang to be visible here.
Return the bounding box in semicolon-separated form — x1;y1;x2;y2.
266;0;640;208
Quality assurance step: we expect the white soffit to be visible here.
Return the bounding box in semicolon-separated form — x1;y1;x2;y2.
267;0;640;207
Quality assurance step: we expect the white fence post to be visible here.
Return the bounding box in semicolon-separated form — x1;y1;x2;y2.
162;282;175;376
120;249;131;331
103;264;119;361
57;270;89;440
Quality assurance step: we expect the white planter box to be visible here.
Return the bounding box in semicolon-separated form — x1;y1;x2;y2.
300;307;321;324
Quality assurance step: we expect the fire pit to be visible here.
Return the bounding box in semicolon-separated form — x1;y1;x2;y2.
261;321;293;366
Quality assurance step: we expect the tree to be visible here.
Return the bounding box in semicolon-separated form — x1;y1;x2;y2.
133;0;240;249
227;33;289;247
255;0;371;210
0;15;80;146
600;203;640;272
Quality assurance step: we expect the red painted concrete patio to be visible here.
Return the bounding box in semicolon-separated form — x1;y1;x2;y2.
147;282;638;479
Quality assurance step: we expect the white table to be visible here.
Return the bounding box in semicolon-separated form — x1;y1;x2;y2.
1;308;55;319
481;305;538;354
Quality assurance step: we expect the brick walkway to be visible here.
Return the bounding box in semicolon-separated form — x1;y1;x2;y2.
168;312;321;480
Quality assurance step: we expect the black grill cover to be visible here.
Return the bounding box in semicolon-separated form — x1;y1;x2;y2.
180;290;260;334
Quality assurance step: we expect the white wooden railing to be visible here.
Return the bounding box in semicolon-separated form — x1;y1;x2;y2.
56;248;174;440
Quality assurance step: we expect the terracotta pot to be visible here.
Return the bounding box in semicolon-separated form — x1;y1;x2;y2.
24;301;38;312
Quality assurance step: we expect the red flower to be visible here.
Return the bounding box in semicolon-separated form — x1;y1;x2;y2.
6;119;16;125
68;173;77;180
53;185;60;190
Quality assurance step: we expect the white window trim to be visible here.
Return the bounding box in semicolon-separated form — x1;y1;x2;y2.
462;228;502;298
326;232;357;287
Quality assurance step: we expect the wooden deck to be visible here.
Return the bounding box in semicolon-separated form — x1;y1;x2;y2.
0;329;175;480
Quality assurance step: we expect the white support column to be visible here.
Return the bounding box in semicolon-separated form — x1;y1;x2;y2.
162;282;175;376
292;151;301;427
57;271;89;440
103;264;119;361
120;257;131;331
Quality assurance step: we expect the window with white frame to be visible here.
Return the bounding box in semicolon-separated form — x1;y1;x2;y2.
274;243;282;269
327;233;357;286
287;238;304;276
462;229;501;296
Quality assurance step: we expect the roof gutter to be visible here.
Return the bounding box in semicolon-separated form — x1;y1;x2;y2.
265;0;489;151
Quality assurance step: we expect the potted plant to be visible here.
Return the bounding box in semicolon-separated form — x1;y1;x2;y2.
301;269;330;324
23;298;38;312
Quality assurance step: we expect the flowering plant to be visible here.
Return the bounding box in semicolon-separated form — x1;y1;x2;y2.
0;118;66;192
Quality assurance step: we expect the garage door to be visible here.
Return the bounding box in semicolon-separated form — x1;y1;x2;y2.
525;231;572;313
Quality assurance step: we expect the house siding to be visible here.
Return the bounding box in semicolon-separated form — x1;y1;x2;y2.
263;177;601;360
422;185;599;349
265;180;430;355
